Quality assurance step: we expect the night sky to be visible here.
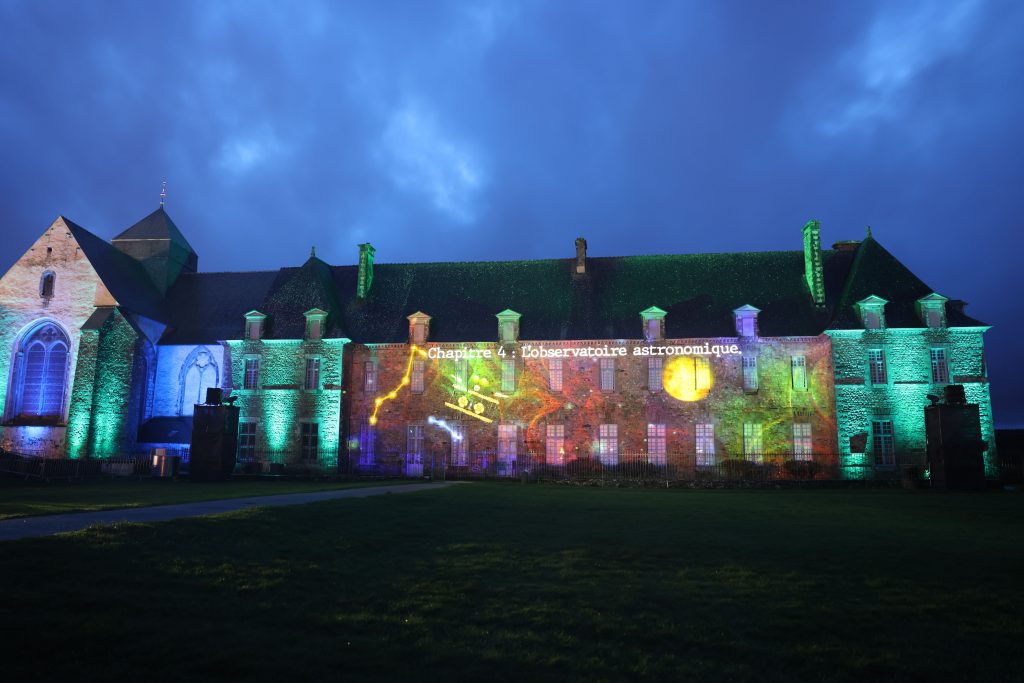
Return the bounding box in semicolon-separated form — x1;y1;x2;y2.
1;1;1021;426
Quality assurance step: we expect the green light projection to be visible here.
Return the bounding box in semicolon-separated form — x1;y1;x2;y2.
827;327;997;479
226;337;347;466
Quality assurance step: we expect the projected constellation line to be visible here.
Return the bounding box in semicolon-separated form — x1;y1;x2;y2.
369;345;428;426
444;401;494;424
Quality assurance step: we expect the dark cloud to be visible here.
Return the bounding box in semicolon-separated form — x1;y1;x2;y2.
1;0;1021;425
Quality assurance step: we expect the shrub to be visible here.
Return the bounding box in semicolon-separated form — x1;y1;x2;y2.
783;459;822;480
721;458;760;479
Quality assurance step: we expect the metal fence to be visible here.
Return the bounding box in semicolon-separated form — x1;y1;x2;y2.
0;447;998;486
0;452;153;481
341;450;887;484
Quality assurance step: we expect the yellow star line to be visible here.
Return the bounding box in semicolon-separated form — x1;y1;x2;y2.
444;401;494;423
369;345;429;426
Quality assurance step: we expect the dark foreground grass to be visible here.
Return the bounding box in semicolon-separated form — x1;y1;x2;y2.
0;478;410;519
1;484;1022;682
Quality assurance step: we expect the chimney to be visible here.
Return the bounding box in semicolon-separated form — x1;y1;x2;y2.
357;243;375;299
802;220;824;307
575;237;587;275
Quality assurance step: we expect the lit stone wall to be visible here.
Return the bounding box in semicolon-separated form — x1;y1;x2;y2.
224;337;347;466
827;327;997;478
0;218;112;456
87;310;141;456
346;336;837;468
152;344;226;416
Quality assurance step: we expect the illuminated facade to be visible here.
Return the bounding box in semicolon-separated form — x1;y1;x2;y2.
0;210;997;478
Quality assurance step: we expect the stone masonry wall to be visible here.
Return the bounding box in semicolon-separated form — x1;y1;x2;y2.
224;337;347;466
828;327;996;478
0;217;113;456
346;336;838;468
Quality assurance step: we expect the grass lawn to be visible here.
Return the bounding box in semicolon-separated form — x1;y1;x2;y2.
1;484;1022;682
0;478;412;520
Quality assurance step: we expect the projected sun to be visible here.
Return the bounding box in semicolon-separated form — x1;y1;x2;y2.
663;356;713;402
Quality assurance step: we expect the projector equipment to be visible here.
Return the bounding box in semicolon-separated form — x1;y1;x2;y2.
925;384;987;490
189;400;240;482
205;387;224;406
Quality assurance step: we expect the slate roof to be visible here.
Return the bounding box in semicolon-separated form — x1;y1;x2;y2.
112;206;197;255
154;232;986;344
160;270;279;343
339;251;843;342
64;217;169;322
261;255;346;339
828;236;986;330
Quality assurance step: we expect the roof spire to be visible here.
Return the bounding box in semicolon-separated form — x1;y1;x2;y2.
311;246;316;258
866;225;872;238
159;180;167;207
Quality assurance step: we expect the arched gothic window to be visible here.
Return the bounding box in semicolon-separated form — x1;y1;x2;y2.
177;345;219;416
9;322;70;423
40;271;56;299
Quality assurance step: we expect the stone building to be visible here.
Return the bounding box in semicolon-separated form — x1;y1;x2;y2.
0;208;997;478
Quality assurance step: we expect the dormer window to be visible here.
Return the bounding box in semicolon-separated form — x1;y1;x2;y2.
917;293;948;329
304;308;328;341
244;310;267;341
856;295;888;330
640;306;666;342
408;311;431;345
39;271;55;299
733;305;760;338
496;309;521;344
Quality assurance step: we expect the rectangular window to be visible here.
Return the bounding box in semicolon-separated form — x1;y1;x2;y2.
742;355;758;392
743;423;763;463
647;423;666;465
741;316;755;337
358;418;375;465
501;357;515;392
498;424;517;467
925;307;943;329
793;423;812;461
930;348;949;384
238;422;256;461
455;359;470;391
696;423;715;466
546;424;565;465
411;359;425;393
598;424;618;465
646;317;661;341
364;361;377;392
599;357;615;391
246;321;261;340
868;349;887;385
300;422;319;463
243;358;260;390
648;357;663;392
407;423;424;464
304;357;320;390
451;421;467;466
872;420;895;466
863;309;881;330
548;358;563;392
791;355;807;391
307;318;321;340
695;357;711;391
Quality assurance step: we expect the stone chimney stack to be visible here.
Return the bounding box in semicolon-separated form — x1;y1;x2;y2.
575;237;587;275
802;220;824;307
357;243;375;299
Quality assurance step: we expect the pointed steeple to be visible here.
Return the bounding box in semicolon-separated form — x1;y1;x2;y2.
112;206;198;294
